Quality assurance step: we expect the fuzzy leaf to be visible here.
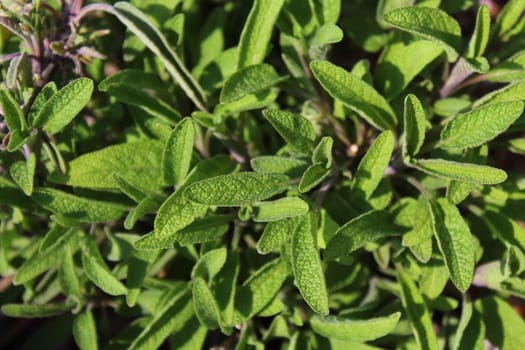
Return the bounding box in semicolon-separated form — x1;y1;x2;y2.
9;153;36;195
384;6;461;61
112;2;206;111
312;136;333;169
291;215;329;315
493;0;525;39
0;87;26;131
253;197;309;222
162;118;195;186
81;237;127;296
184;172;289;206
220;64;284;104
414;159;507;184
191;248;228;281
352;130;394;199
466;5;490;58
1;302;75;318
403;94;427;158
298;164;330;193
173;215;231;246
126;250;158;307
49;140;165;192
310;60;397;130
73;311;98;350
324;210;399;260
193;277;221;329
310;312;401;342
59;245;82;300
257;216;300;254
237;0;285;68
32;78;93;134
40;225;76;254
251;156;309;177
398;270;439;350
440;101;524;149
235;258;288;320
474;81;525;106
263;109;316;153
32;188;126;223
28;82;57;125
430;198;474;292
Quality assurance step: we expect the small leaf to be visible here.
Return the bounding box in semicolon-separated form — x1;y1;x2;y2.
310;312;401;342
253;197;309;222
414;159;507;185
32;188;126;223
310;60;397;130
40;225;77;254
291;215;329;315
81;237;127;296
352;130;394;199
263;109;316;153
28;82;57;125
401;197;434;249
482;210;525;251
193;277;221;329
191;247;228;281
184;172;289;206
1;302;75;318
466;5;490;58
220;64;284;104
474;80;525;107
59;245;82;301
162;118;195;185
0;87;26;131
324;210;399;261
403;94;427;158
73;311;98;350
173;215;231;246
440;101;524;149
32;78;94;134
493;0;525;39
49;140;165;192
384;6;461;61
215;252;240;326
397;270;439;350
251;156;309;177
237;0;285;68
257;216;300;254
235;258;288;320
312;136;333;169
430;198;474;292
298;163;330;193
9;153;36;195
126;250;158;307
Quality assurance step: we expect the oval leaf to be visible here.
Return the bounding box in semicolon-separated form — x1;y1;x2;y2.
414;159;507;184
311;60;397;130
403;94;427;158
184;172;289;206
193;277;221;329
263;109;316;153
162;118;195;186
73;311;99;350
466;5;490;58
253;197;309;222
1;302;75;318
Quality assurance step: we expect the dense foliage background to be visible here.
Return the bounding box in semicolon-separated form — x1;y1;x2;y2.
1;0;525;349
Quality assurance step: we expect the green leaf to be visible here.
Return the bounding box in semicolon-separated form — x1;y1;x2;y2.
397;270;439;350
263;109;316;153
291;215;329;315
73;311;98;350
312;136;333;169
253;197;309;222
257;217;300;254
1;301;75;318
474;80;525;107
237;0;285;68
414;159;508;185
310;312;401;342
40;225;77;254
310;60;397;130
49;140;164;192
129;289;193;350
162;118;195;186
0;87;26;131
172;215;231;246
477;296;525;350
32;188;126;223
453;296;485;350
376;36;443;99
184;172;289;206
383;6;461;61
324;210;399;260
9;153;36;195
220;64;284;104
215;89;279;114
28;82;57;125
112;2;206;111
401;198;434;248
440;101;524;149
493;0;525;39
215;252;240;326
298;163;330;193
81;237;127;296
466;5;490;58
59;245;82;301
482;210;525;251
191;248;227;281
251;156;309;177
315;0;341;25
126;250;158;307
193;277;221;329
430;198;474;292
32;78;93;134
403;94;427;158
235;258;289;320
352;130;394;199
